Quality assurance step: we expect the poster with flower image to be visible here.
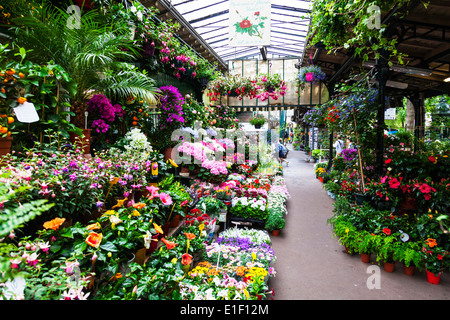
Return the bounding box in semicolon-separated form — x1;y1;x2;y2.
229;0;271;47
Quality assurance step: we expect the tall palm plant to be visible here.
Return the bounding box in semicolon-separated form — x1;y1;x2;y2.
12;5;158;128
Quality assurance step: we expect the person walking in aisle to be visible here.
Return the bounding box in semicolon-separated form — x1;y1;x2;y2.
277;139;289;166
333;135;344;157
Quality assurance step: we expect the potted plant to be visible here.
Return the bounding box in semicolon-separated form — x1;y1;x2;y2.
249;114;266;129
13;7;158;148
393;241;422;276
421;239;448;285
375;233;398;272
297;65;326;89
356;231;376;263
265;212;285;236
331;217;358;254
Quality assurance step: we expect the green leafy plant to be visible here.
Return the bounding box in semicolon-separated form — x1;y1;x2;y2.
265;212;285;231
249;114;266;126
12;6;158;129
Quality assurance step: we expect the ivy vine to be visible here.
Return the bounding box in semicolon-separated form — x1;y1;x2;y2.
307;0;428;65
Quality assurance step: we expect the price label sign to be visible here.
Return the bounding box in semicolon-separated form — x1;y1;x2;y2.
13;102;40;123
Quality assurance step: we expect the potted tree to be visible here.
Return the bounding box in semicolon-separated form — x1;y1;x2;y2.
265;212;285;236
250;114;266;129
13;6;158;153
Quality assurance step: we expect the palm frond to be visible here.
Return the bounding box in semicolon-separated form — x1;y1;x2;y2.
93;70;160;104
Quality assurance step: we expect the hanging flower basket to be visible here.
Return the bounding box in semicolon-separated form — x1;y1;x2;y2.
305;72;315;82
297;65;326;85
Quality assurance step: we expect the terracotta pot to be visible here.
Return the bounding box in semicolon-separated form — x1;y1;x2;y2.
426;270;442;285
403;265;415;276
0;136;13;157
164;147;174;161
69;129;92;154
384;262;395;273
271;229;280;236
361;253;371;263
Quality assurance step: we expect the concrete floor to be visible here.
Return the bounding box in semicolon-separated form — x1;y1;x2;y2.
269;149;450;300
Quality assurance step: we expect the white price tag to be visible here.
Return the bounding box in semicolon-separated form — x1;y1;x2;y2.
13;102;39;123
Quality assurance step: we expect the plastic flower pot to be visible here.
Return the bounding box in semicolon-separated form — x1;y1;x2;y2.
426;270;442;285
305;72;315;82
271;230;280;236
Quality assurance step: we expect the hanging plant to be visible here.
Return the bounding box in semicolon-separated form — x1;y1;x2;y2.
297;65;326;86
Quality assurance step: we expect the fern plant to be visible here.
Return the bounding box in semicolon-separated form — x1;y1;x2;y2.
0;183;54;238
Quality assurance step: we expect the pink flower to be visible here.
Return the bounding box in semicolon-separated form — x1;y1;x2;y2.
159;192;173;206
146;185;160;197
389;178;400;189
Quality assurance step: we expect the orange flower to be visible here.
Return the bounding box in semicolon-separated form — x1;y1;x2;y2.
132;202;146;209
236;266;248;277
17;97;27;104
109;177;119;185
6;69;15;76
18;72;25;79
181;253;193;265
153;223;163;234
0;126;7;134
425;238;437;248
109;272;122;282
161;237;176;250
184;232;196;240
43;217;66;230
7;117;14;124
0;88;5;93
85;232;103;248
86;222;101;230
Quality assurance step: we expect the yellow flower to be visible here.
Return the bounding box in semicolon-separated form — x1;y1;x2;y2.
87;222;101;230
243;289;250;300
102;210;116;216
109;177;119;185
168;158;178;168
153;223;164;234
112;198;127;209
132;210;140;217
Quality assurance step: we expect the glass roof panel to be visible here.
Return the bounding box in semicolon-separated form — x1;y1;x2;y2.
164;0;312;63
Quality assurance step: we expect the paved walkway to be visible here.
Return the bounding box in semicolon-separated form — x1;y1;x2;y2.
269;149;449;300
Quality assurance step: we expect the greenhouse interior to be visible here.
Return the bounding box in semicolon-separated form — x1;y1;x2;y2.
0;0;449;306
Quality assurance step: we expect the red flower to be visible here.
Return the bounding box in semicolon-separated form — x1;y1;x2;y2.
419;183;432;194
428;156;436;162
239;19;252;29
437;254;443;260
385;158;392;164
389;178;400;189
383;228;391;235
181;253;193;265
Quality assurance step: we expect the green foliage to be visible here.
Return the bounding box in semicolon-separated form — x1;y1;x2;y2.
265;212;285;231
0;181;54;238
308;0;413;65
